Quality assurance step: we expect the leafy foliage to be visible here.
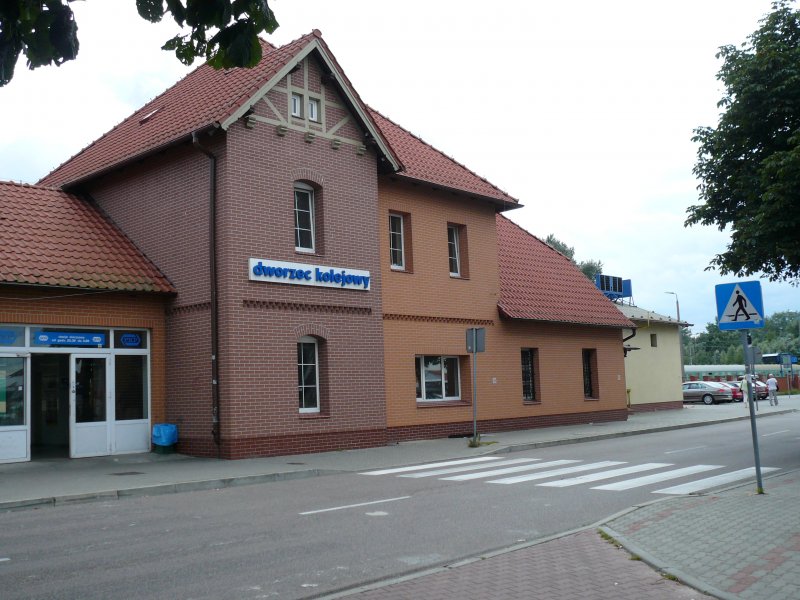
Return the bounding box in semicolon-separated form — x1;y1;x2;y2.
544;234;604;281
0;0;278;87
0;1;79;86
687;0;800;281
686;310;800;364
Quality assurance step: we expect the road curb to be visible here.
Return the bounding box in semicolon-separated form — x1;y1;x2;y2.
489;408;795;455
3;408;794;512
599;525;734;600
0;468;339;512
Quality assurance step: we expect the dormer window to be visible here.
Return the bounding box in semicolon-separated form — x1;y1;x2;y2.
291;93;303;117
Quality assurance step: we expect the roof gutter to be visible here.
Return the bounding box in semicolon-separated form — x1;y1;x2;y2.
60;125;219;191
192;131;222;458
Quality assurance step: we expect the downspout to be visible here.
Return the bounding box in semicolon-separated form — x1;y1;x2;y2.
192;132;221;458
622;328;637;408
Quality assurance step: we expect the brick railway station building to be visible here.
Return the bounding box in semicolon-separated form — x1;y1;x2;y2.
0;31;633;462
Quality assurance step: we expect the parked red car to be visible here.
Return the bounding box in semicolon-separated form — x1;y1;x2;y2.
717;381;744;402
735;377;769;400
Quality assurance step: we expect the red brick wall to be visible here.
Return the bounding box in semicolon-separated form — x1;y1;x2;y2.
86;55;388;457
214;91;386;456
0;286;168;422
89;140;222;451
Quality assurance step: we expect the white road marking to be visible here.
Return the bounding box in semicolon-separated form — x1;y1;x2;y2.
538;463;673;487
299;496;411;515
489;461;626;485
399;457;540;478
359;457;500;476
762;430;790;437
441;460;580;481
0;558;9;563
664;446;707;454
653;467;780;495
592;465;724;491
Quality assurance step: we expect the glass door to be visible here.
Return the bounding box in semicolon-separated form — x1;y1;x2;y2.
70;354;111;458
0;355;28;463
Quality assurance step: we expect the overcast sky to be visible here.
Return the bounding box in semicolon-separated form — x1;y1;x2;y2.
2;0;796;333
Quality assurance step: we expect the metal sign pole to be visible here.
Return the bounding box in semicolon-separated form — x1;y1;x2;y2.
740;329;764;493
472;328;478;441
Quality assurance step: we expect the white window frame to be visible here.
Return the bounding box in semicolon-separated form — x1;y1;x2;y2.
307;97;320;122
298;336;320;413
447;225;460;276
415;355;461;402
294;182;315;253
291;92;303;118
389;213;405;270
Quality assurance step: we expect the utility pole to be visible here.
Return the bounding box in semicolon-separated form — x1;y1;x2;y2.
665;291;686;382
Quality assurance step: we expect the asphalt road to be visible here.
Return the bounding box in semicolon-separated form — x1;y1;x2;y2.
3;412;800;600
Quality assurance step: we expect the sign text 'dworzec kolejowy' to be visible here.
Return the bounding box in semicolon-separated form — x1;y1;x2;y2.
248;258;371;291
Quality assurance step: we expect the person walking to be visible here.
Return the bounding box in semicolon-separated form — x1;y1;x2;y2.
766;373;779;406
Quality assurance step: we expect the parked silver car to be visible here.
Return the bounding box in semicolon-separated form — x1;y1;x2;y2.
682;381;734;405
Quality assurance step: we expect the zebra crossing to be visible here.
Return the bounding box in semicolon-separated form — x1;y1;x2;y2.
359;456;779;495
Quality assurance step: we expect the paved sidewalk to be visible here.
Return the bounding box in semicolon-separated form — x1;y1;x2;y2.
603;470;800;600
2;396;798;599
339;530;701;600
2;397;795;510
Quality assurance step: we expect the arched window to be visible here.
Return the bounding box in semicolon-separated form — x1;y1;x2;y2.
298;336;319;412
294;182;315;252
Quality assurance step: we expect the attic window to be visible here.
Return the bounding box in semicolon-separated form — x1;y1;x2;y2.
139;107;162;124
291;93;303;117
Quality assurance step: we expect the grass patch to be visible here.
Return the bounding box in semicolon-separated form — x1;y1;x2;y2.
467;435;497;448
597;529;622;548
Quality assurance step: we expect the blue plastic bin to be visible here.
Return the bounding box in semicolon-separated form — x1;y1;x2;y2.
152;423;178;453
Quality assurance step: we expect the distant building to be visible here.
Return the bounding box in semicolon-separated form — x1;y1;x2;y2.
618;305;690;411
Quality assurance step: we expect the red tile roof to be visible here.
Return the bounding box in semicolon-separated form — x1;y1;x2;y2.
39;30;512;207
0;181;174;293
39;34;320;188
496;215;633;328
370;109;518;206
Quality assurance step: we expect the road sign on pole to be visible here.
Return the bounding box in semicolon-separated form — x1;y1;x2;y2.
715;281;764;330
715;281;766;493
466;328;485;443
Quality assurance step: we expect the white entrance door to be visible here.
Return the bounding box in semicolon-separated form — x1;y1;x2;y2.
70;354;111;458
0;354;29;463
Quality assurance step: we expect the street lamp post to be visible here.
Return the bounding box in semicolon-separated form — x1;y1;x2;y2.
665;291;686;382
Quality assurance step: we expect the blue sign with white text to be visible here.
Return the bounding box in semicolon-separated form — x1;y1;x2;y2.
34;332;107;347
715;281;765;330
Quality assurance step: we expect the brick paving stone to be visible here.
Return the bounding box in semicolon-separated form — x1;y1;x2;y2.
349;531;700;600
606;471;800;599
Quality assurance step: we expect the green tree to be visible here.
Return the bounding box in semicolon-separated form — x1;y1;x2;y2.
544;234;604;281
685;310;800;364
0;0;278;87
687;0;800;281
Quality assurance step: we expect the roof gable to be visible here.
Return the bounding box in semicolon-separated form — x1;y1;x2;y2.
0;181;174;293
496;214;633;328
39;31;400;188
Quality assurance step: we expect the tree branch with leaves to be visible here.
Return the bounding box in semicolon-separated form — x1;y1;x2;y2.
687;0;800;282
0;0;278;87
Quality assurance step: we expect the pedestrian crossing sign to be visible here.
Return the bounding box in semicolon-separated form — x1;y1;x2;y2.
715;281;765;330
